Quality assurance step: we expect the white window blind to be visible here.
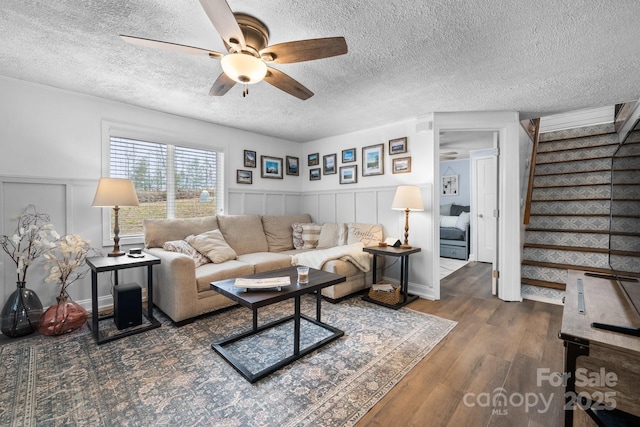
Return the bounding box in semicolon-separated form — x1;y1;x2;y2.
108;136;224;239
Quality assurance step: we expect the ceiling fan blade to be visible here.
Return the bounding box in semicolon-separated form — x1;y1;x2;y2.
209;73;236;96
260;37;347;64
199;0;246;50
264;67;313;100
120;35;223;58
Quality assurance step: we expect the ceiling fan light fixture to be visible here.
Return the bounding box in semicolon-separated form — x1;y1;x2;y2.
221;53;267;84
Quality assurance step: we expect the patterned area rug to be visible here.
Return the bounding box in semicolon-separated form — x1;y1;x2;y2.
0;295;456;426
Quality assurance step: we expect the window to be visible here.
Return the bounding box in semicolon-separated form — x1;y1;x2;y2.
106;135;224;243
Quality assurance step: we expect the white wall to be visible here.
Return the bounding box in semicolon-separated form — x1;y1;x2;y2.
302;117;438;299
0;76;301;310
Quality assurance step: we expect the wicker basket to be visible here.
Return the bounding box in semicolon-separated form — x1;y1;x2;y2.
368;285;402;305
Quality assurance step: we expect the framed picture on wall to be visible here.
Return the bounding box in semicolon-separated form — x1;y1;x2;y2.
236;170;252;184
342;148;356;163
243;150;256;168
392;157;411;174
442;174;459;196
308;153;319;166
339;165;357;184
389;137;407;154
286;156;299;176
323;153;337;175
362;143;384;176
309;168;321;180
261;155;283;179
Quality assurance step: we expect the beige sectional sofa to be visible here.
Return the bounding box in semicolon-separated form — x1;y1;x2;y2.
143;214;384;324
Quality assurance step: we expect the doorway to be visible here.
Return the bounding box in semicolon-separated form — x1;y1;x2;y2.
438;130;498;287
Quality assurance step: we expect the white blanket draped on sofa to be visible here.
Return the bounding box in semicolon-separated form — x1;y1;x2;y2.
291;242;370;272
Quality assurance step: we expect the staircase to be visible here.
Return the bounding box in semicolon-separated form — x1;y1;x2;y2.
521;120;640;304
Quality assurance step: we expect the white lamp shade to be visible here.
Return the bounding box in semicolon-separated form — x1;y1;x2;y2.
92;178;140;207
221;53;267;84
391;185;424;211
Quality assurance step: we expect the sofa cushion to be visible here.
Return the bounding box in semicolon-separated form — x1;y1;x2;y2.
301;223;322;249
143;216;219;248
317;223;348;248
450;204;470;216
236;252;292;273
217;215;269;255
321;258;363;277
455;211;471;231
195;260;255;293
346;223;383;246
162;239;210;268
262;214;312;252
186;230;238;264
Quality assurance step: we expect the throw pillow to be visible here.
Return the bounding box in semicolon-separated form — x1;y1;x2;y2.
439;203;453;216
450;204;471;216
186;229;238;264
455;211;471;231
317;223;348;248
301;223;322;249
440;215;459;228
292;222;311;249
162;239;210;268
346;223;383;246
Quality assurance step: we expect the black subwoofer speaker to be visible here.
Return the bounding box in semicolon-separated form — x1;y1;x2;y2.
114;283;142;330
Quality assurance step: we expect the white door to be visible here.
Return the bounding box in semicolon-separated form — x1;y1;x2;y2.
474;155;497;263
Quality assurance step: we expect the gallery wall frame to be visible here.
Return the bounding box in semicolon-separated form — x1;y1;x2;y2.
323;153;337;175
362;143;384;176
392;156;411;174
342;148;356;163
236;169;252;184
309;168;321;180
339;165;358;184
308;153;319;166
243;150;256;168
286;156;299;176
261;155;283;179
389;137;408;155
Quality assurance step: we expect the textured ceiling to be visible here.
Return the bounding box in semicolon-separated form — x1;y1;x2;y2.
2;1;640;142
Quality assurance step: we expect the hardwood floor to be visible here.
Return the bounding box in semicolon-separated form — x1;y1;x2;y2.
356;261;566;427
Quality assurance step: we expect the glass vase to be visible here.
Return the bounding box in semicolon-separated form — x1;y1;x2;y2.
38;295;88;336
1;282;44;338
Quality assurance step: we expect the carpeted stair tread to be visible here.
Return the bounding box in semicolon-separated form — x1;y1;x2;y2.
522;259;640;278
538;123;615;142
525;231;609;249
534;158;612;175
521;278;565;291
532;185;611;201
538;133;619;153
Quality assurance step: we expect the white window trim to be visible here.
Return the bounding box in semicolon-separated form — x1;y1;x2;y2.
100;120;225;248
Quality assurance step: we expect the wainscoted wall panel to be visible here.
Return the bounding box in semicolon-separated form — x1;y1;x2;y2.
0;177;126;310
227;190;303;217
302;184;436;299
318;193;338;223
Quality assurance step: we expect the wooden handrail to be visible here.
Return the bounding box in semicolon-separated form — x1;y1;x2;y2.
523;118;540;225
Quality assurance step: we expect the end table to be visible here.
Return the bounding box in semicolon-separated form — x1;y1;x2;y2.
362;245;421;309
86;254;161;344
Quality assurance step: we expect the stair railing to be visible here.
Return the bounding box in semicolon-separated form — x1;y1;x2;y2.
523;118;540;225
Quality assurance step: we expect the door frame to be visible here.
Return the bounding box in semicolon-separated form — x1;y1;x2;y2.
432;112;522;302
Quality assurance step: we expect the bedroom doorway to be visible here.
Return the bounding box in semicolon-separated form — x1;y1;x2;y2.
439;130;498;285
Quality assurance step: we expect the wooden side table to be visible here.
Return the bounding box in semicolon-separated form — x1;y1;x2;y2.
86;254;161;344
362;245;421;309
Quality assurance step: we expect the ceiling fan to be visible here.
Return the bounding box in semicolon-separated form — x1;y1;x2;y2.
120;0;348;100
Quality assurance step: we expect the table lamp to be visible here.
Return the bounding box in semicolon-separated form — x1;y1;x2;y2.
92;178;139;257
391;185;424;249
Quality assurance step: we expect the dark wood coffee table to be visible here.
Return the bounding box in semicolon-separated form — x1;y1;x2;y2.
210;266;346;383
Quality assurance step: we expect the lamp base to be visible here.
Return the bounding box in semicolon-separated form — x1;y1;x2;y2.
108;251;125;257
399;244;412;249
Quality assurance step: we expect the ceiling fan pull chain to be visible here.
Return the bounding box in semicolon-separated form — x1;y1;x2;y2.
243;84;248;97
